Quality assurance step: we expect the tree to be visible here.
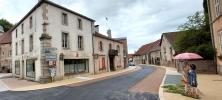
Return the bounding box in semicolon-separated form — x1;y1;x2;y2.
0;18;14;32
175;10;214;59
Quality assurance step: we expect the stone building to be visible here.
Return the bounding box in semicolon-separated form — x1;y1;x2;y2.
133;39;161;65
160;32;179;67
93;26;125;73
11;0;95;82
10;0;128;82
207;0;222;74
0;32;12;73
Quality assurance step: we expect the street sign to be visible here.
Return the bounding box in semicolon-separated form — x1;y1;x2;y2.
44;47;57;53
46;53;57;61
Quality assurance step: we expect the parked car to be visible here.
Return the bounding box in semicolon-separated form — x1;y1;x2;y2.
128;62;135;66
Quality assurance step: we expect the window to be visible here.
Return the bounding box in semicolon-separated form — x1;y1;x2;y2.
29;35;33;52
62;32;69;48
21;24;24;34
78;35;84;50
21;39;24;54
16;42;18;55
29;16;33;28
99;41;103;51
116;45;120;53
64;59;89;75
77;18;82;30
215;0;221;17
15;61;20;75
62;13;68;25
26;59;35;78
16;29;17;38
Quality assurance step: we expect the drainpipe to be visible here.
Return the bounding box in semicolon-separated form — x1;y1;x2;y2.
91;22;96;75
207;0;218;74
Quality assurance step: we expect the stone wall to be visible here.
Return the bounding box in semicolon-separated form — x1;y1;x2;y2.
188;60;217;74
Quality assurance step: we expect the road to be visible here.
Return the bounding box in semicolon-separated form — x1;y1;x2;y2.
0;65;160;100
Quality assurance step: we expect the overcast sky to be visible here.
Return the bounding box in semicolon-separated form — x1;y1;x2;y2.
0;0;203;53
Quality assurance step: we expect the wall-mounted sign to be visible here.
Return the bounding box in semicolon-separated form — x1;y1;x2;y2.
46;53;57;61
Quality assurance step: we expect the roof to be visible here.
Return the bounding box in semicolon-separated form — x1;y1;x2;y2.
134;39;161;56
93;32;122;43
10;0;95;32
160;31;181;46
0;32;12;44
128;54;134;58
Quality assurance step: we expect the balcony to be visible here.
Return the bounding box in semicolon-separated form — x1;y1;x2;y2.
109;49;118;56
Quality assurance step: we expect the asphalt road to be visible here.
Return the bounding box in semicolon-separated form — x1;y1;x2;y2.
0;65;159;100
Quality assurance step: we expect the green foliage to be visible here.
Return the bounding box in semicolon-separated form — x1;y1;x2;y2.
175;10;215;60
0;18;14;32
163;84;185;94
178;12;205;31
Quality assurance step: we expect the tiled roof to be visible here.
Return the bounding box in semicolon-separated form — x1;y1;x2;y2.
93;32;122;43
160;31;181;46
135;39;161;55
0;32;11;44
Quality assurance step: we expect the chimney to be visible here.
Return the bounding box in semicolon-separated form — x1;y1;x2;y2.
107;29;111;38
94;25;99;33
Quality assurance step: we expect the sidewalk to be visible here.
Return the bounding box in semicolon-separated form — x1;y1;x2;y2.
0;73;12;92
159;66;222;100
9;66;139;91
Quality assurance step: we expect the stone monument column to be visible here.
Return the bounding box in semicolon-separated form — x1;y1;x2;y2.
39;3;52;83
39;23;51;83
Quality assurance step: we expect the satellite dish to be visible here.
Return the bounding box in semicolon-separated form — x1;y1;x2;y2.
0;26;4;33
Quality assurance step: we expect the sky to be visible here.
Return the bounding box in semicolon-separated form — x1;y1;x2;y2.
0;0;203;53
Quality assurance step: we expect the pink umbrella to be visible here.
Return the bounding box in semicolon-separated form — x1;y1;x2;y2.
173;53;203;60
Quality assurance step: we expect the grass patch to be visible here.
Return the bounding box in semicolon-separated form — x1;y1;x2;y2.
162;84;185;94
163;84;200;99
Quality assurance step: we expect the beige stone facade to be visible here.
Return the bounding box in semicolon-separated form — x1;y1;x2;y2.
208;0;222;74
160;32;178;67
93;31;125;74
0;32;12;73
133;39;161;65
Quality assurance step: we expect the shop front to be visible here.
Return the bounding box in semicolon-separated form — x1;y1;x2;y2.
64;59;89;76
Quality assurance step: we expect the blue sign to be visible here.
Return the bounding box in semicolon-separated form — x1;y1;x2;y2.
46;53;57;61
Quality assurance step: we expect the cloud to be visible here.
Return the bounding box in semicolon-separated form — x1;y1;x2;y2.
0;0;203;53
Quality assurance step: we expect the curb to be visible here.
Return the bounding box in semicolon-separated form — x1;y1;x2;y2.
12;66;140;91
158;66;167;100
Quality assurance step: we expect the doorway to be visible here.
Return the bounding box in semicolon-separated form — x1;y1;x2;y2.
109;57;115;71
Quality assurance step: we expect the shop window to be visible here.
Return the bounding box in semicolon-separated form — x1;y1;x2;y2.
15;61;20;75
26;59;35;78
64;59;88;75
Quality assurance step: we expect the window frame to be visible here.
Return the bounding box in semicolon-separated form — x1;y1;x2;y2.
62;13;68;25
29;35;33;52
62;32;69;49
26;59;35;78
21;39;24;54
99;41;103;51
215;0;221;17
77;18;82;30
16;29;17;38
29;16;33;29
21;24;24;34
16;42;18;55
15;60;20;75
78;35;84;50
